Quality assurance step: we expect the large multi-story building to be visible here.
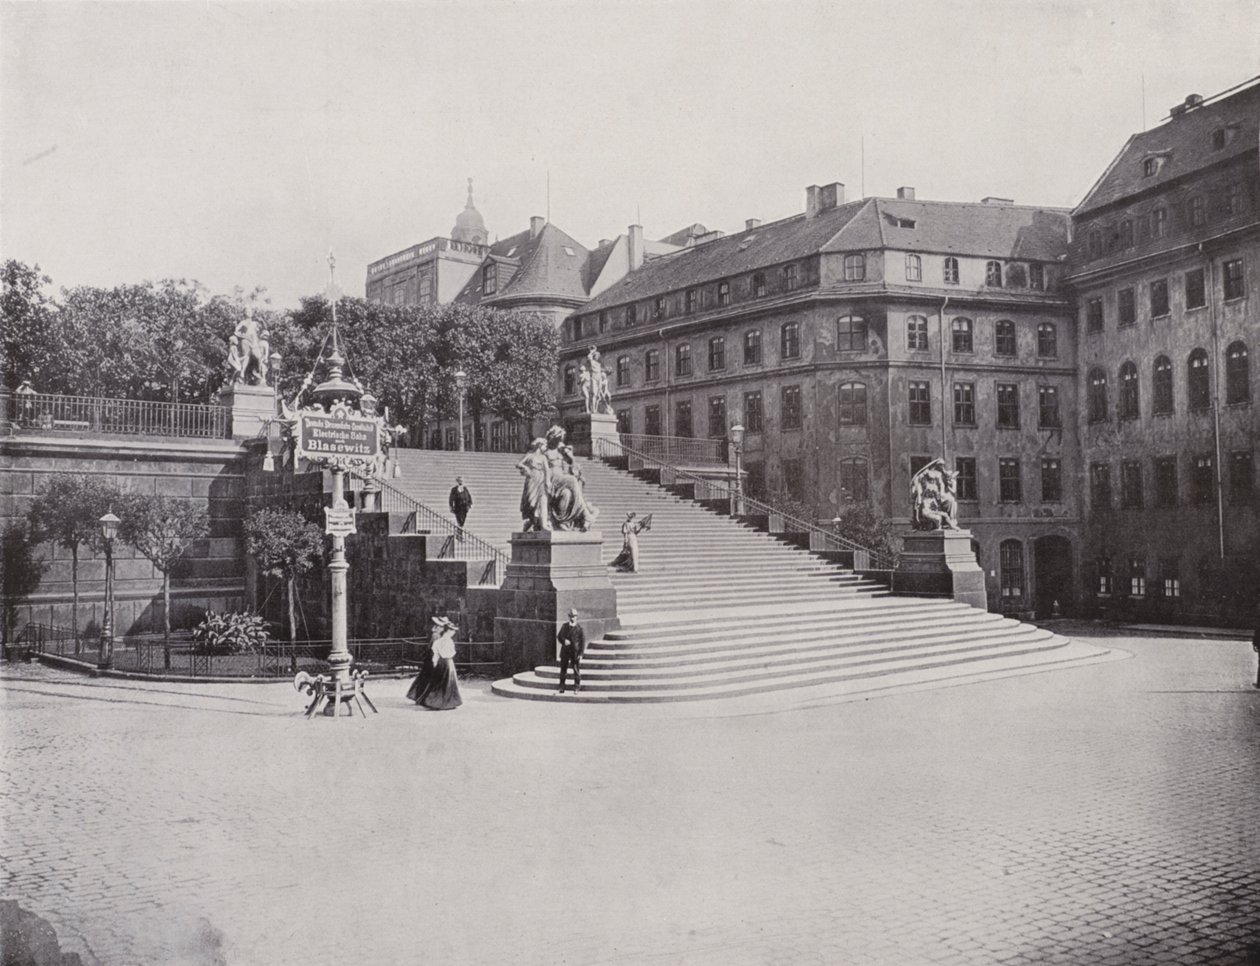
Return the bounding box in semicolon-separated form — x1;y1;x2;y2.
558;183;1080;617
1066;79;1259;624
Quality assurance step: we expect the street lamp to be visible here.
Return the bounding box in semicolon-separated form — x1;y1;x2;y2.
454;369;467;452
729;423;745;517
98;510;121;669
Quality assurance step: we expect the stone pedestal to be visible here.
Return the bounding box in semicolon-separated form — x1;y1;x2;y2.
491;530;619;675
588;411;620;456
218;383;277;440
892;529;988;611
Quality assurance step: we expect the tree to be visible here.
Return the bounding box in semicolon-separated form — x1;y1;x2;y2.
2;522;47;644
26;474;122;649
118;493;209;665
244;507;324;644
830;500;899;564
1;260;58;391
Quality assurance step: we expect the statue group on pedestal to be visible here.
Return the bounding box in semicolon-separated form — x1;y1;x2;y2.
515;425;600;532
227;309;272;386
910;458;960;530
580;346;613;416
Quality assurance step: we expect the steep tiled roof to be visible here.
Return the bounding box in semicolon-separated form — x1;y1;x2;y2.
455;223;592;304
657;223;712;246
1076;79;1260;215
582;201;873;311
840;199;1071;260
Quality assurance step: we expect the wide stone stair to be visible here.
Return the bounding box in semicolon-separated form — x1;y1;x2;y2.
391;448;1107;703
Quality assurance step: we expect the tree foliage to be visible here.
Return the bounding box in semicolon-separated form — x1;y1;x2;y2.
2;522;47;642
244;507;324;581
1;260;58;392
118;494;209;646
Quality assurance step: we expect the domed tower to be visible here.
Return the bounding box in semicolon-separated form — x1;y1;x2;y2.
451;178;488;246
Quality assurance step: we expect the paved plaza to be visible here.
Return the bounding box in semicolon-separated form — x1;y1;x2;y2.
2;623;1258;966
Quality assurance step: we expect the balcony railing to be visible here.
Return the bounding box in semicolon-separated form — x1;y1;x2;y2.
616;433;727;465
596;435;896;573
2;391;231;440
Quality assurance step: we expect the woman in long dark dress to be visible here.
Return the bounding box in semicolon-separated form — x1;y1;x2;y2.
406;616;463;710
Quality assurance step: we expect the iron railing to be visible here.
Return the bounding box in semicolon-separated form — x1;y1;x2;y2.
346;475;508;586
616;433;727;465
2;391;231;439
595;436;896;572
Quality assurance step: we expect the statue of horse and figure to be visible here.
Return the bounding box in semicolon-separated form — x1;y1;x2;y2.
226;310;272;386
910;458;960;531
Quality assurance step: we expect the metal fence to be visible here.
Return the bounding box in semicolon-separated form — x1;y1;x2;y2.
595;436;896;573
348;475;508;586
616;433;727;465
2;391;231;439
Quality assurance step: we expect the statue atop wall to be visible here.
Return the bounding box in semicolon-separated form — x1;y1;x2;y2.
910;458;959;530
227;309;272;386
514;425;601;532
580;346;613;415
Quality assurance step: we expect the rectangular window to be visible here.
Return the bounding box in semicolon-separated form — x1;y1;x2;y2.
598;311;608;333
1096;557;1113;596
743;330;762;365
996;384;1020;429
1189;196;1206;227
1118;287;1136;326
907;315;928;351
645;349;660;382
1185;268;1206;309
675;344;692;377
781;385;802;430
955;457;977;501
1029;263;1045;290
1038;385;1061;428
1150;279;1169;317
784;264;799;291
1121;460;1144;508
1129;557;1146;597
654;297;666;320
1154;457;1178;507
745;462;765;500
1192;454;1214;504
644;405;661;436
1041;458;1062;502
1152;207;1167;238
1223;258;1245;300
905;254;921;281
708;337;726;371
943;257;959;285
780;322;800;360
780;458;805;502
1230;451;1254;503
995;321;1016;357
998;458;1022;502
685;289;699;314
1091;462;1112;509
1160;558;1181;599
616;355;630;387
953;382;975;426
625;304;637;327
1000;542;1024;600
908;380;931;425
743;391;763;433
707;396;727;438
674;401;693;438
1086;297;1104;332
615;409;631;435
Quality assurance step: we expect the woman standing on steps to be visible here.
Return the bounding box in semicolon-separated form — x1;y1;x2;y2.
407;616;463;710
611;511;652;572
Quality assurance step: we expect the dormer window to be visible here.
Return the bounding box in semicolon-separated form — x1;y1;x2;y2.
985;261;1003;287
894;218;916;229
562;246;576;256
1143;158;1159;177
752;273;766;298
483;264;497;294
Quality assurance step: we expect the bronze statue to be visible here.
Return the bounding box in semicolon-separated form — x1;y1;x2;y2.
911;458;959;530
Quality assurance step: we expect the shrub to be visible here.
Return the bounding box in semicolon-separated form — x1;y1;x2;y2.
192;611;270;655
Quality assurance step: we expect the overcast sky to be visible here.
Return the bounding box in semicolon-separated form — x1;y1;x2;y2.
3;0;1257;308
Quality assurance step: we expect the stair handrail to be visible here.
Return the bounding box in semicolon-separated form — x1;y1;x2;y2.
347;473;509;584
595;436;896;573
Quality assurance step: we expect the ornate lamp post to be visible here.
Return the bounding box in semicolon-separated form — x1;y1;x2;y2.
454;369;467;452
97;510;120;669
729;423;745;516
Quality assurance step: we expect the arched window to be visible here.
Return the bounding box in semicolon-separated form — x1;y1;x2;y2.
985;261;1003;286
839;457;869;503
836;315;867;352
1088;367;1108;423
1153;356;1173;414
1118;361;1140;419
1226;341;1250;405
1037;323;1057;358
906;315;928;351
943;257;959;285
844;254;866;281
1188;348;1210;410
838;382;867;425
951;317;973;353
995;319;1016;357
1000;539;1024;602
905;254;921;281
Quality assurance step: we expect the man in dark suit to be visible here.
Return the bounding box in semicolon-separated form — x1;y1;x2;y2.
448;477;473;532
556;608;586;694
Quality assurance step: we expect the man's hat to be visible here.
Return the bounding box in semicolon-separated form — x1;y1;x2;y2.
567;608;579;618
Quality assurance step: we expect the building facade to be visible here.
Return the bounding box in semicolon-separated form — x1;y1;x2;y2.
1066;80;1260;624
559;183;1080;617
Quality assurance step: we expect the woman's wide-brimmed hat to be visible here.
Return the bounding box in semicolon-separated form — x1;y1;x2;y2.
431;616;457;630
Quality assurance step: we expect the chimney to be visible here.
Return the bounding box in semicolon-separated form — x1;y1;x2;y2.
628;224;644;270
896;186;916;200
530;216;545;239
745;218;762;232
805;185;821;218
818;182;845;210
598;239;611;248
981;196;1014;205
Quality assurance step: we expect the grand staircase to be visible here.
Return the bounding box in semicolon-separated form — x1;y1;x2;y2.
391;448;1105;703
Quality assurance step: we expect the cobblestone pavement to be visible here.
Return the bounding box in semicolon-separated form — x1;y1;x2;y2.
2;623;1258;966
